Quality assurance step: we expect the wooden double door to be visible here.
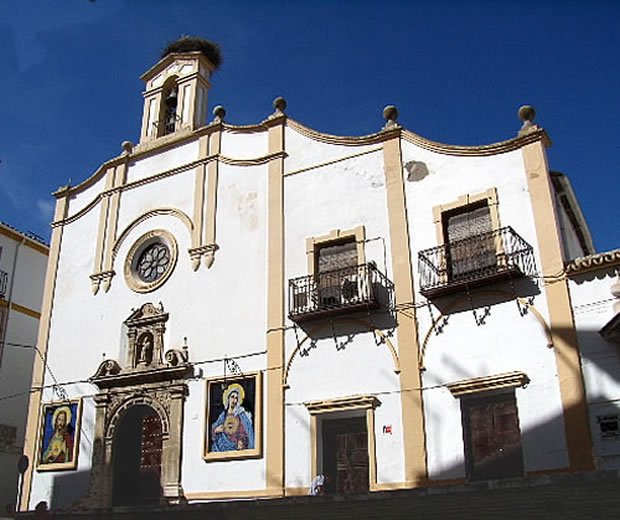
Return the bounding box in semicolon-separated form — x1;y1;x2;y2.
322;416;369;495
112;405;163;506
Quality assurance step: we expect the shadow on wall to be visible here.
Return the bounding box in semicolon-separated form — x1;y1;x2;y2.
51;470;90;509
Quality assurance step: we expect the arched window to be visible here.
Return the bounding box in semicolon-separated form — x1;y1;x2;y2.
158;77;179;136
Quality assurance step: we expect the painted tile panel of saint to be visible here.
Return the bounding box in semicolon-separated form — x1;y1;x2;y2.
37;400;81;471
205;374;261;460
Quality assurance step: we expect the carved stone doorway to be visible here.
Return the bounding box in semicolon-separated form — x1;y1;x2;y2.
112;405;163;506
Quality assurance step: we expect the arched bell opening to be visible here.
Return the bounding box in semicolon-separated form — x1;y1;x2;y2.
111;405;163;506
158;77;179;137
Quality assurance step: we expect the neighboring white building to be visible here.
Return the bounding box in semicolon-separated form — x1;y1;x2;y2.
21;40;610;511
566;251;620;470
0;223;48;508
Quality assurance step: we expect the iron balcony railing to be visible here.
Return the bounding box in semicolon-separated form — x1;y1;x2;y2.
0;270;8;299
418;226;535;298
289;263;393;323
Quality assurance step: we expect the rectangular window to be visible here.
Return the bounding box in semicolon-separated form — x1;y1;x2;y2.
461;391;524;481
443;202;497;280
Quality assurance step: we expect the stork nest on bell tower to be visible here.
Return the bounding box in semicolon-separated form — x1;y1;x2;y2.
161;36;222;70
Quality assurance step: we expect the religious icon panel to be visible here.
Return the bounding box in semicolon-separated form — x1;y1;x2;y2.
36;400;82;471
204;372;262;461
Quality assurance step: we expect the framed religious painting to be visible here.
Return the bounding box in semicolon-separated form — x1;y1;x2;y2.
204;372;262;461
36;399;82;471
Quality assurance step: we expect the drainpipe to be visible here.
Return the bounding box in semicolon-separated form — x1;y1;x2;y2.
0;236;25;374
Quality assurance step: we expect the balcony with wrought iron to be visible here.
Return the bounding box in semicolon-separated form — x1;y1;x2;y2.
288;263;394;323
0;270;8;300
418;226;536;298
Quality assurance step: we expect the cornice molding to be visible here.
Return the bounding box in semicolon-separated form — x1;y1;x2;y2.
446;371;530;398
566;249;620;276
402;127;550;157
304;394;380;415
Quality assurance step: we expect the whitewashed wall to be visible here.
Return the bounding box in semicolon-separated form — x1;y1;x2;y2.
401;141;570;477
283;129;405;488
0;232;47;508
569;268;620;469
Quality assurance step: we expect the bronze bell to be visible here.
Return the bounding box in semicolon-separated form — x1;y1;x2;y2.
165;88;178;108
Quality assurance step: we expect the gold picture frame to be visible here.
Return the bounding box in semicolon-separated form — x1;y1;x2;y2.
203;372;262;461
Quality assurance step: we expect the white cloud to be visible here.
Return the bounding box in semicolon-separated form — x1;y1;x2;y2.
36;198;55;223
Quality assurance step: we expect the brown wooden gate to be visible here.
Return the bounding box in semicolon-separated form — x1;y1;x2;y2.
112;406;163;506
462;392;524;481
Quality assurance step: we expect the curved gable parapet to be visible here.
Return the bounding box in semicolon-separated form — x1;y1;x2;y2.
287;117;549;155
401;127;550;157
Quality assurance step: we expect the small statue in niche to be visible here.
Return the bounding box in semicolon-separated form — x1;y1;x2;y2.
137;334;154;367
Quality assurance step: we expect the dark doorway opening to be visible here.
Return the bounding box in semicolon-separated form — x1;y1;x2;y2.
461;391;524;481
112;405;163;506
321;416;369;495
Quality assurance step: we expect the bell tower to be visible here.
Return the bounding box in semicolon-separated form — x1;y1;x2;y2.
139;37;221;143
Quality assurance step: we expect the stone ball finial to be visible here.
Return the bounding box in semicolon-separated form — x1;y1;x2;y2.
382;105;399;130
273;96;287;113
518;105;539;136
383;105;398;122
121;141;134;154
518;105;536;123
213;105;226;122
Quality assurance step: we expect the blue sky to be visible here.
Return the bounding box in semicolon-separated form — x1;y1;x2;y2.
1;0;618;252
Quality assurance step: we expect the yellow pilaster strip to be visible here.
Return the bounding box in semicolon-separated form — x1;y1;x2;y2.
20;189;70;511
92;167;115;274
522;140;594;471
192;134;210;249
102;164;126;272
205;129;222;246
382;135;428;486
266;117;285;494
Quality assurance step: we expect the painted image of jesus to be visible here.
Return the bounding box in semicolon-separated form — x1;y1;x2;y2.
41;405;76;465
211;382;254;452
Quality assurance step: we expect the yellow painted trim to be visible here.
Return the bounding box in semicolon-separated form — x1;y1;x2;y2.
284;147;383;178
305;226;366;275
446;371;529;398
20;190;69;511
111;207;194;264
402;126;550;157
284;486;308;496
6;302;41;320
0;225;49;256
522;139;594;471
204;130;222;247
92;167;115;275
184;489;282;501
432;188;500;246
266;118;286;495
382;135;428;485
305;394;380;492
286;118;549;156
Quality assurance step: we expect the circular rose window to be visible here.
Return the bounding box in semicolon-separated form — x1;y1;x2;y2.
124;230;178;293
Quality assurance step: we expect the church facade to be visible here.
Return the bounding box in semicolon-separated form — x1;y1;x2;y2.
22;42;613;511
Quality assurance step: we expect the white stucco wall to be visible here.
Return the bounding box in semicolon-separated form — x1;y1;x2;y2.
0;230;47;508
27;115;590;506
569;267;620;469
401;141;570;477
